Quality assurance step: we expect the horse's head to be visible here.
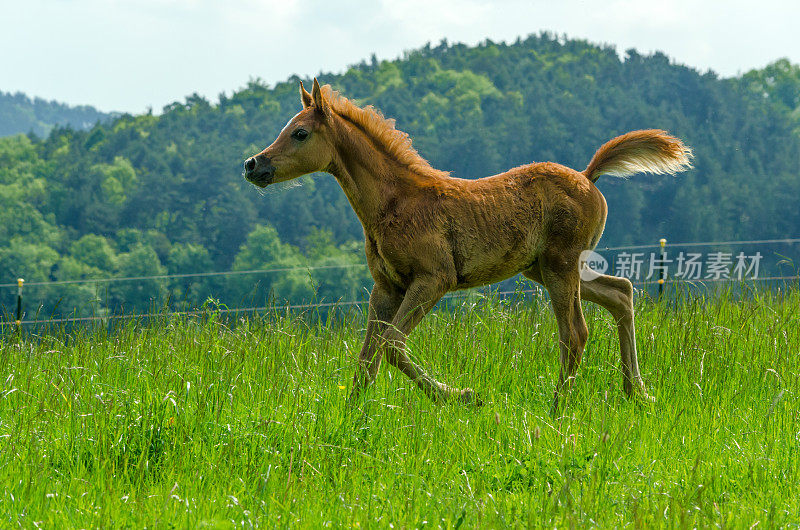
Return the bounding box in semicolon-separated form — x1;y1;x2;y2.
243;78;334;187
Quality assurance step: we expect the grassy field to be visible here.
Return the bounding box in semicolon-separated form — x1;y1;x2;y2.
1;287;798;528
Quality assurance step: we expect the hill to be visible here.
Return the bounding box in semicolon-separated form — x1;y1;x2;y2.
1;33;799;316
0;91;113;137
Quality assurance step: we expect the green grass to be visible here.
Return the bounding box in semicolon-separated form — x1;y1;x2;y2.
1;288;799;527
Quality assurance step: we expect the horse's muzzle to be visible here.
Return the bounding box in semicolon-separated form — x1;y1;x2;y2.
243;156;275;186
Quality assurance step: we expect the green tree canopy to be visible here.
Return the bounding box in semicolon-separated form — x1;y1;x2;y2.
2;34;799;316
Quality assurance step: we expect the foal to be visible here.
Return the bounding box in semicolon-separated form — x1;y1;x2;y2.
244;79;692;412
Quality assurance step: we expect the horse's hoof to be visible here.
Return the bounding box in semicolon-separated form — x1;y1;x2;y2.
629;390;656;404
459;388;483;407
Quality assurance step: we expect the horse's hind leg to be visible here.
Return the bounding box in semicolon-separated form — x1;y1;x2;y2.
579;274;651;400
536;260;588;416
525;267;651;401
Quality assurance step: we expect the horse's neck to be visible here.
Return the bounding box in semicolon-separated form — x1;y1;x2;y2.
327;119;408;230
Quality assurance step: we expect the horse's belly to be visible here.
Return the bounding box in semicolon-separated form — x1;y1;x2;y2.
456;248;537;289
449;196;544;288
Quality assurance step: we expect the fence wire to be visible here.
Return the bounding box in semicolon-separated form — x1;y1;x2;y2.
10;274;800;327
12;288;543;326
3;236;799;327
3;237;798;290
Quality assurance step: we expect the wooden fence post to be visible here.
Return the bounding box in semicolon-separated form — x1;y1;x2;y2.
658;239;666;299
16;278;24;327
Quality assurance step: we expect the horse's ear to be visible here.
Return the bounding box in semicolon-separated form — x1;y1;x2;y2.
311;78;328;114
299;81;313;109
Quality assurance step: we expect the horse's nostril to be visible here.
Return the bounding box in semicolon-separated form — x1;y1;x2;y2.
244;158;256;172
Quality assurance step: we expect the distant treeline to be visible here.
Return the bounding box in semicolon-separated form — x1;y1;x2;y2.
0;91;113;138
1;34;799;317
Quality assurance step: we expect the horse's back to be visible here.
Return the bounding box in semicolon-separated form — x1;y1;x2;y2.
439;161;607;287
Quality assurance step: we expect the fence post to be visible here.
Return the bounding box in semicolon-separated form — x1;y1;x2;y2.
658;239;666;299
16;278;24;327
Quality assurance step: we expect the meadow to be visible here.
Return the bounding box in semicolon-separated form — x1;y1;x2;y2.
1;286;798;527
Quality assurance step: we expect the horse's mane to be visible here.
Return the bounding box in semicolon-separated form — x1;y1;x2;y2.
322;85;449;179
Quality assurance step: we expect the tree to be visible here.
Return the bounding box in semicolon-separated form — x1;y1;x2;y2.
166;243;218;308
303;228;372;305
1;35;799;319
69;234;117;272
108;244;167;314
231;225;313;307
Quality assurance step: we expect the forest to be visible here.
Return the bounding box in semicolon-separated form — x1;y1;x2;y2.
1;33;799;317
0;91;112;138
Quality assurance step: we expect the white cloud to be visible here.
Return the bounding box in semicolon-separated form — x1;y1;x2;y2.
0;0;797;112
378;0;492;40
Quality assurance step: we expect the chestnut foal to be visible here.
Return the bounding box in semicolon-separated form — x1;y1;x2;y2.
244;79;692;413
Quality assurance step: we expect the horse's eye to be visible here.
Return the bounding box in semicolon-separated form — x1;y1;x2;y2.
292;129;309;141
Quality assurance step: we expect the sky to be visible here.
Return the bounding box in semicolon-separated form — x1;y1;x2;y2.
1;0;798;114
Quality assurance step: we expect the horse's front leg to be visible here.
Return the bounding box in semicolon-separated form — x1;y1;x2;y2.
349;284;403;402
380;276;480;405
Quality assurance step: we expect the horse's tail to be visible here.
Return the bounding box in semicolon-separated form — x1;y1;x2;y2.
583;129;693;183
